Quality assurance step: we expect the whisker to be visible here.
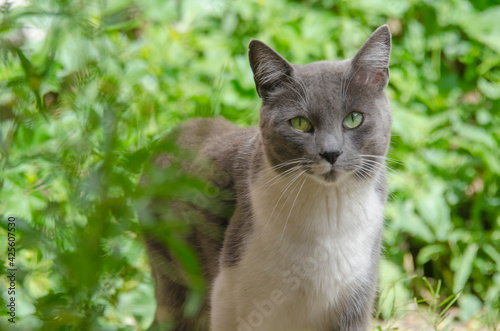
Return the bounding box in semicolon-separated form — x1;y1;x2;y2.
359;163;389;178
274;169;307;219
262;166;302;193
280;176;307;243
340;69;345;105
282;78;309;111
257;162;302;178
250;158;307;189
284;74;310;106
341;65;351;106
359;154;405;166
248;165;302;197
265;158;308;172
357;158;411;193
360;159;398;176
355;166;373;180
263;169;306;232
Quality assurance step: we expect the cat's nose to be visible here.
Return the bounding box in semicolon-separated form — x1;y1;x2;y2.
320;150;343;165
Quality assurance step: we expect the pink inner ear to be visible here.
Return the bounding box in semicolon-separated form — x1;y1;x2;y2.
353;68;387;86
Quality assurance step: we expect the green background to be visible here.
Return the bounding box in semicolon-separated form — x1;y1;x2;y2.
0;0;499;329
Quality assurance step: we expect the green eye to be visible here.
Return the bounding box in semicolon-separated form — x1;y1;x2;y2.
290;117;312;133
343;112;363;129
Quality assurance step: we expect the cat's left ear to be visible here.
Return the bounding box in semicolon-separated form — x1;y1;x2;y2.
350;24;391;89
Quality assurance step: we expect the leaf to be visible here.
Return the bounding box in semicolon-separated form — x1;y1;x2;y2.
483;244;500;267
453;243;479;293
416;244;447;265
458;293;482;322
462;6;500;54
478;77;500;100
26;271;51;298
377;259;412;319
416;182;452;242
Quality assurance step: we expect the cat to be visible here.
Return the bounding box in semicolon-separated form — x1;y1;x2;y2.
141;24;392;331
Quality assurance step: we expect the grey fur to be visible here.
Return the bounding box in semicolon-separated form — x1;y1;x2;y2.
142;25;392;330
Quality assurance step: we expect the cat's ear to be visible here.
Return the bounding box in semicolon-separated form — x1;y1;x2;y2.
350;24;391;89
248;39;294;100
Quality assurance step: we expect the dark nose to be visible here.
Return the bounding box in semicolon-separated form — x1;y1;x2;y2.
320;150;343;165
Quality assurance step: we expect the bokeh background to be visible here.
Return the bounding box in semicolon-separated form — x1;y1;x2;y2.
0;0;499;329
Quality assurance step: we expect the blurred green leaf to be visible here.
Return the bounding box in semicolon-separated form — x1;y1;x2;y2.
1;0;499;329
453;243;479;293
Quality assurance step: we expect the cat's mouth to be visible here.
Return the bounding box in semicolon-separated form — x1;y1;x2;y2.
319;165;353;184
323;169;338;182
307;162;351;184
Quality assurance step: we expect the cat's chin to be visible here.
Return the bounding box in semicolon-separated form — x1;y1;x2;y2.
309;169;350;186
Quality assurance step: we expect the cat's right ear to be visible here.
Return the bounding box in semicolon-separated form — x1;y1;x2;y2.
248;40;294;100
350;24;391;90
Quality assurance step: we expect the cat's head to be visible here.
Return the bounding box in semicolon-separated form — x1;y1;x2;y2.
249;25;392;185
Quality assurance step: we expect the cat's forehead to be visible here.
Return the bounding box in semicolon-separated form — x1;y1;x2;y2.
290;60;352;113
289;59;383;114
292;60;351;84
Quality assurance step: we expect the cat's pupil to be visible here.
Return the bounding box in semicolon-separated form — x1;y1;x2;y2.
299;118;302;126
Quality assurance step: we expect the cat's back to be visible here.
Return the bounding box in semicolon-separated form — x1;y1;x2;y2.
174;117;241;151
142;117;256;211
141;117;255;330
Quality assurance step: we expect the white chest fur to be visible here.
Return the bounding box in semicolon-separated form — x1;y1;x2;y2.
211;169;384;331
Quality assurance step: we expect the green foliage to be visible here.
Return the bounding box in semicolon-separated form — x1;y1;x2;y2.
0;0;499;329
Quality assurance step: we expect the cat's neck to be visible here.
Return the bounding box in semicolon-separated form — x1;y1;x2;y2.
249;155;383;243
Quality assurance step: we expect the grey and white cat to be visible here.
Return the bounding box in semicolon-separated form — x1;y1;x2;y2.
143;25;392;331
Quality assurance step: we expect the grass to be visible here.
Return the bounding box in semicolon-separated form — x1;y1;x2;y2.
375;276;499;331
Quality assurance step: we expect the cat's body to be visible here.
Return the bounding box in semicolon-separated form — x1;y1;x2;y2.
212;148;385;330
143;25;392;331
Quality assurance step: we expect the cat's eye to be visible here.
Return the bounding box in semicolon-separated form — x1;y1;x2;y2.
343;112;364;129
290;117;312;133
